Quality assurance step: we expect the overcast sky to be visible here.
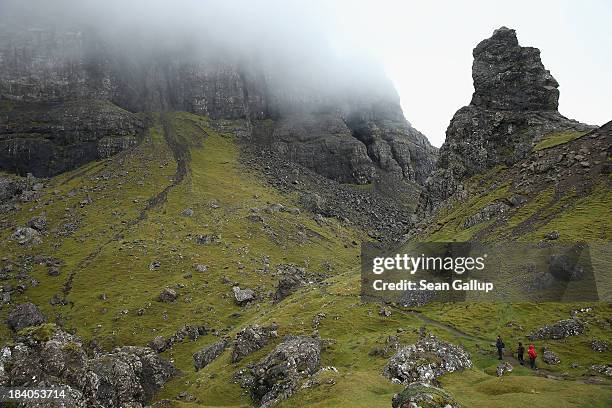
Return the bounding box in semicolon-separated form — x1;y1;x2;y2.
327;0;612;146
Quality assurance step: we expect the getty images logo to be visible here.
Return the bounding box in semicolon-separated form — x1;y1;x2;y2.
371;253;488;275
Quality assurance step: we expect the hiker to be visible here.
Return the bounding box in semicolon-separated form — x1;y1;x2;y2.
517;342;525;365
496;335;505;360
528;344;537;369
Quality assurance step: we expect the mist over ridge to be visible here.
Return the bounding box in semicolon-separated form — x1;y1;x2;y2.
0;0;400;108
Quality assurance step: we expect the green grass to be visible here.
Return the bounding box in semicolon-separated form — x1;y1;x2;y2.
533;131;589;151
1;112;610;407
425;181;511;241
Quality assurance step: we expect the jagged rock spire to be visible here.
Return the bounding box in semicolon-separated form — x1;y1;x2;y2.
418;27;592;213
470;26;559;111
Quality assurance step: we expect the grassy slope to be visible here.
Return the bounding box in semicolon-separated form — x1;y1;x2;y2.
534;131;589;151
1;113;610;407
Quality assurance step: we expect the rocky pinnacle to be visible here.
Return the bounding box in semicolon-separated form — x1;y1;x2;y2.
471;26;560;111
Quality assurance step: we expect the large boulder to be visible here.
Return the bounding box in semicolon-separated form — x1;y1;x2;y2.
384;334;472;385
542;348;560;365
84;346;176;406
10;227;42;245
240;336;321;407
157;288;178;303
232;324;278;363
194;340;228;371
6;302;46;331
273;264;308;302
232;286;256;305
527;318;584;340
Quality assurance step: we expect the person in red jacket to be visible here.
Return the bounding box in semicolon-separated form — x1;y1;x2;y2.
528;344;537;369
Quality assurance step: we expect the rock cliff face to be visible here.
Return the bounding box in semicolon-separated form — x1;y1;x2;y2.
0;22;436;185
421;27;592;211
0;99;143;176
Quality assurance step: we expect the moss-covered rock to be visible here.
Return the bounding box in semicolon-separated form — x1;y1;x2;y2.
392;382;460;408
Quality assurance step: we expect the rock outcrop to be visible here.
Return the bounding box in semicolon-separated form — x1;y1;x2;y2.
421;27;592;212
236;335;321;407
6;302;46;331
231;324;278;362
0;324;176;407
527;318;585;340
384;334;472;385
193;340;228;371
273;264;308;302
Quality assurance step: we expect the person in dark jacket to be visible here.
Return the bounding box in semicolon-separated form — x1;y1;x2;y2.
496;335;505;360
517;342;525;365
528;344;537;369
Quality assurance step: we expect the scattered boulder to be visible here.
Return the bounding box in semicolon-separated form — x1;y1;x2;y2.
239;336;321;407
233;286;256;305
527;318;584;340
542;348;560;365
590;364;612;377
6;302;46;331
157;288;178;303
193;340;228;371
196;234;219;245
570;307;593;318
149;261;161;271
379;306;392;317
384;334;472;384
27;214;47;232
273;264;307;302
149;336;168;353
311;312;326;329
232;324;278;362
194;264;208;273
545;230;560;240
264;203;285;213
168;325;208;345
462;201;509;228
496;361;513;377
149;325;209;353
48;266;61;276
591;339;609;353
392;382;460;408
10;227;42;245
181;208;194;217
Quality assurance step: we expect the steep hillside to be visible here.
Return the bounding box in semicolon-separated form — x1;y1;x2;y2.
413;122;611;244
0;13;610;408
1;112;611;408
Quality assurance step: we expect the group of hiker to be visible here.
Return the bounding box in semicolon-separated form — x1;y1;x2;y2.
496;335;538;369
